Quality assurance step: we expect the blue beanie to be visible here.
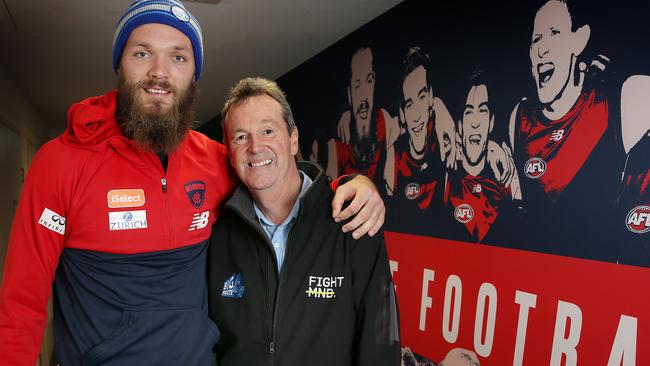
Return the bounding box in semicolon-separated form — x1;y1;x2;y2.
112;0;204;80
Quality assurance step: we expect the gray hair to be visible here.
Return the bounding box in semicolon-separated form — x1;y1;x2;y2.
221;77;296;135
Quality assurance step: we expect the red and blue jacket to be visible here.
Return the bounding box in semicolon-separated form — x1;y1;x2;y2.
0;90;238;365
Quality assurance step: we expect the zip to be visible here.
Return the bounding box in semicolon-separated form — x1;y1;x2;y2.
228;206;281;364
268;213;301;365
154;153;173;248
226;199;302;365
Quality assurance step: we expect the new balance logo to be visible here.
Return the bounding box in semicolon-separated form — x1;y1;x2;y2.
549;129;565;142
189;211;209;231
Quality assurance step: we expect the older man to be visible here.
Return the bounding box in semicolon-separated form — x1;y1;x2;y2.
209;77;400;366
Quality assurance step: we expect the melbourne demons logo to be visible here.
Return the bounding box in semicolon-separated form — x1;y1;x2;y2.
524;157;547;179
626;205;650;234
184;181;206;209
405;183;421;200
454;203;474;224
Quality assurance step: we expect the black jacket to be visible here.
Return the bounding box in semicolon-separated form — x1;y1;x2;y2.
208;161;400;366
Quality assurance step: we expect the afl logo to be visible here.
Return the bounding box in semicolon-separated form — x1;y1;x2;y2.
405;183;420;200
454;204;474;224
524;157;547;179
626;205;650;234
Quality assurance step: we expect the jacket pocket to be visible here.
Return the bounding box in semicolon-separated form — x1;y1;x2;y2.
82;307;219;366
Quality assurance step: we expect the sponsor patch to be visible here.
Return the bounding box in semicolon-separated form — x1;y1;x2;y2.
405;183;421;200
306;275;344;299
222;272;245;298
454;203;474;224
107;189;145;208
109;210;148;231
171;5;190;22
38;208;66;235
524;157;547;179
189;211;210;231
549;129;565;141
626;205;650;234
184;181;206;209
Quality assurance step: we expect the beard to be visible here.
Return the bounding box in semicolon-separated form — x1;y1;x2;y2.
117;74;196;154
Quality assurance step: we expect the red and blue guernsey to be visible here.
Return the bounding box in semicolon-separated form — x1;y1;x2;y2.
445;167;511;243
388;121;447;237
513;86;626;260
0;90;238;365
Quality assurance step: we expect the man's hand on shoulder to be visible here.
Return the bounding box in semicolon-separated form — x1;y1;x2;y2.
331;175;385;239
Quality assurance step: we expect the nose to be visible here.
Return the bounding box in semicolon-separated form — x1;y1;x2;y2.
471;117;480;129
248;134;264;154
148;55;168;79
537;39;549;59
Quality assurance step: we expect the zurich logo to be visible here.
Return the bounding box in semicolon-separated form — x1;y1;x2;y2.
123;212;133;221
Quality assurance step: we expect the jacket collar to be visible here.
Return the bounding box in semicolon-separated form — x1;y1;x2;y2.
225;161;330;224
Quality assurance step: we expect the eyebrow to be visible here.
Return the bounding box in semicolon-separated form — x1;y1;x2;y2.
128;42;190;51
479;102;489;109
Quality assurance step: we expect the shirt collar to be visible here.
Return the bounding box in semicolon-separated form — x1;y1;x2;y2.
254;170;313;228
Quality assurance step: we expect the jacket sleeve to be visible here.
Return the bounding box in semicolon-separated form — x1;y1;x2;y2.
350;230;401;366
0;142;68;366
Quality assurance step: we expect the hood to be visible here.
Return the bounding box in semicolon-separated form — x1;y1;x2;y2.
61;90;126;148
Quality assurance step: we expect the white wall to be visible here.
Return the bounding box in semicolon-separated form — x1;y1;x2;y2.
0;66;54;366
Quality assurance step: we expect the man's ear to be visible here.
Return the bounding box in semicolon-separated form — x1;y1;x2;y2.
290;127;300;157
573;24;591;56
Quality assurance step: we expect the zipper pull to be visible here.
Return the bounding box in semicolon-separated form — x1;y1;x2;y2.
269;341;275;355
161;178;167;193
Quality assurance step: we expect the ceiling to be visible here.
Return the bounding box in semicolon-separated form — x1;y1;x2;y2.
0;0;402;137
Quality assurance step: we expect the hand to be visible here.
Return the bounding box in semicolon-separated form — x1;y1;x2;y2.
434;98;457;170
332;175;385;239
455;130;464;165
487;140;515;186
337;110;352;144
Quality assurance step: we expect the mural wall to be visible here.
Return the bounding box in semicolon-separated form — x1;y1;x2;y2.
276;0;650;364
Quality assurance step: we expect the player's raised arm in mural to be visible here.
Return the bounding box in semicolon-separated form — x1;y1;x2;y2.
433;96;457;171
621;75;650;154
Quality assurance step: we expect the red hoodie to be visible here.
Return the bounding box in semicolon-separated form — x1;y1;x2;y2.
0;90;238;365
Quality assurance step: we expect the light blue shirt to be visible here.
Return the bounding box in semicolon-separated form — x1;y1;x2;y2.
254;171;313;272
